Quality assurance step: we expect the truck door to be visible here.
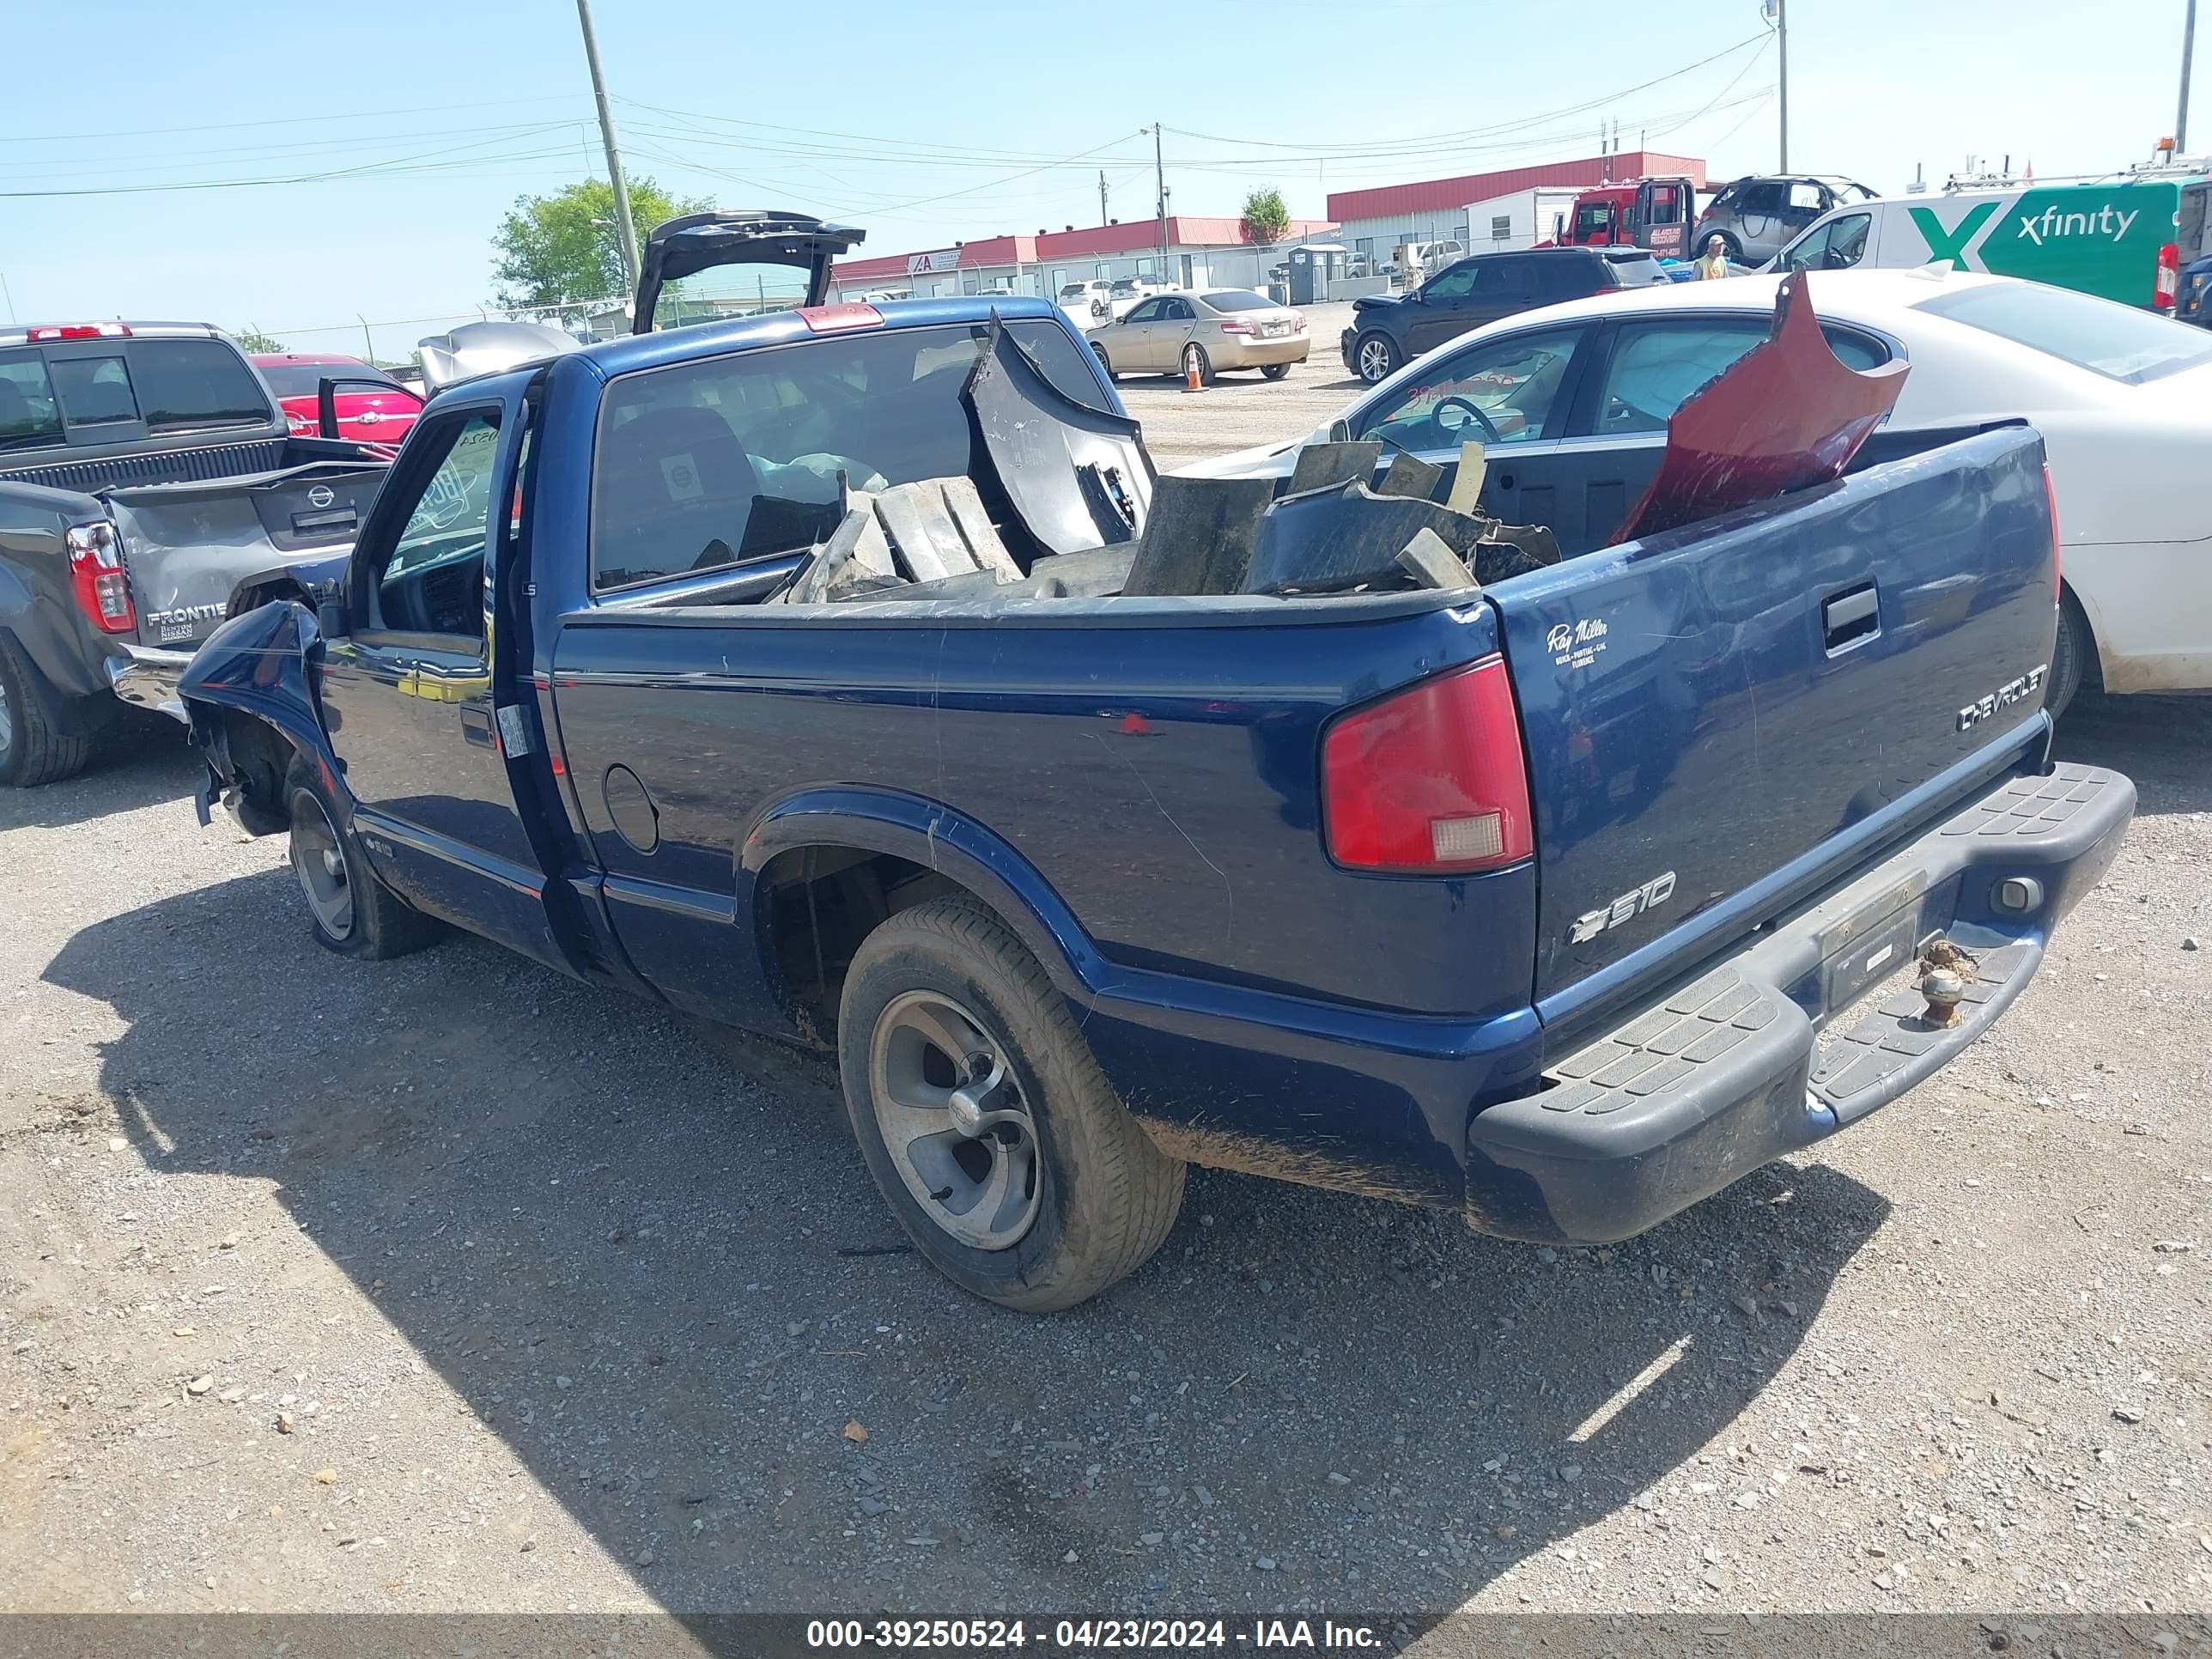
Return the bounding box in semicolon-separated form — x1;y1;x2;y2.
1637;180;1690;258
317;398;568;970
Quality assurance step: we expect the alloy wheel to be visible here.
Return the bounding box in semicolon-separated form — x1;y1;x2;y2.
868;990;1043;1251
289;791;354;940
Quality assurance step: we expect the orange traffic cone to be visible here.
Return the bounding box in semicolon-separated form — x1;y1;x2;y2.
1182;353;1204;393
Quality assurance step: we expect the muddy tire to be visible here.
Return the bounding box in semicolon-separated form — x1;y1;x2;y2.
837;895;1185;1312
2046;587;2094;720
0;635;96;788
284;757;443;959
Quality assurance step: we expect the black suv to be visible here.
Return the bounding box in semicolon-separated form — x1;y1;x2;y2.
1340;246;1665;385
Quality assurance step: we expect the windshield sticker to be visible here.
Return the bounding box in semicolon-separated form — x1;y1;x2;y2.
659;453;705;502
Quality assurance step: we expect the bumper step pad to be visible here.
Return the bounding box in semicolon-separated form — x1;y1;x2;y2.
1539;966;1803;1121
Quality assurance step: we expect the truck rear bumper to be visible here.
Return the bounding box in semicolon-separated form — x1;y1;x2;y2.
1465;763;2136;1243
106;643;192;723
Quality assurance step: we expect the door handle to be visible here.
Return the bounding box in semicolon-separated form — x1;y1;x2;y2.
459;706;495;746
1823;582;1880;652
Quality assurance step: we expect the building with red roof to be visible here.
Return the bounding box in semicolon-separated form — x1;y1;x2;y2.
1327;150;1706;264
830;215;1337;301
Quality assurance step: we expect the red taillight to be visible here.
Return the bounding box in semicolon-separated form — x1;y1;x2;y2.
66;521;136;635
2155;243;2180;308
2043;462;2062;603
28;322;130;342
1218;319;1255;335
1322;656;1534;874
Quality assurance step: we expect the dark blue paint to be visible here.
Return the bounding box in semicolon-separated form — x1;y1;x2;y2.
179;297;2115;1242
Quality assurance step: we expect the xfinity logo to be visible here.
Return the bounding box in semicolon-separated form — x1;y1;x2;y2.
2017;204;2138;246
1957;665;2048;731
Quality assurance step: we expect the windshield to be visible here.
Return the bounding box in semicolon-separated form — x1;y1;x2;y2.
1201;290;1273;312
1915;282;2212;383
1059;284;1091;298
257;361;404;398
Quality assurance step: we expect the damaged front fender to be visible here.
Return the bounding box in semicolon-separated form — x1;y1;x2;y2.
179;599;338;834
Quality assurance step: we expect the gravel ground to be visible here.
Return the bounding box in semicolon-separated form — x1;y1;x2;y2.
3;368;2210;1622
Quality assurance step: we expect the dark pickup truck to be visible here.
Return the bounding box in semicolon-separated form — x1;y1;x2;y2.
0;322;386;785
179;290;2133;1312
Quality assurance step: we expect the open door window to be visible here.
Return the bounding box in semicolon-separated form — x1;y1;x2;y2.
633;210;866;334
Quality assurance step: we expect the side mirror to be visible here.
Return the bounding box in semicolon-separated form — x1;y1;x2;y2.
315;595;349;640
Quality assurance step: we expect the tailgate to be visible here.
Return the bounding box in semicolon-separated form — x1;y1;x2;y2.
1490;425;2058;1012
106;461;384;648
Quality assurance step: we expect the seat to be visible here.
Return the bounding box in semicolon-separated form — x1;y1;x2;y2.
593;404;784;585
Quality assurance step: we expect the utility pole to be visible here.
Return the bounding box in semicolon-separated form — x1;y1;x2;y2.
2181;0;2199;151
574;0;641;294
1098;169;1109;225
1149;124;1169;278
1768;0;1791;172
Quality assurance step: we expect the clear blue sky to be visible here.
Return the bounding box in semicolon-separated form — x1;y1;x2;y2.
0;0;2199;359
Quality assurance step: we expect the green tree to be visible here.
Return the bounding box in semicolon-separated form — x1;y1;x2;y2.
1240;187;1291;246
491;177;705;313
234;326;286;353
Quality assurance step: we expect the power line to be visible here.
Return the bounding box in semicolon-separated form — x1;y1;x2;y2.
0;124;587;199
0;94;585;145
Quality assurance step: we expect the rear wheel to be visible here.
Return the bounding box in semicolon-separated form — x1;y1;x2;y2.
1261;362;1292;380
0;635;95;788
2046;587;2095;719
1353;331;1401;386
286;757;443;958
837;895;1185;1312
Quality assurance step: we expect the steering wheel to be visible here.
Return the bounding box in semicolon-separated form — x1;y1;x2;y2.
1432;394;1503;445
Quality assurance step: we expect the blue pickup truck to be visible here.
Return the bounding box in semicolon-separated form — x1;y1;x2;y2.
177;292;2134;1312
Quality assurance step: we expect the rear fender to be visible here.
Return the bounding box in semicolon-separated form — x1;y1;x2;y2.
738;787;1104;1000
179;599;347;828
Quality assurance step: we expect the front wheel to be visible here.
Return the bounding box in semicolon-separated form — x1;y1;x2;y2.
1261;362;1291;380
837;895;1185;1312
1352;331;1401;385
1091;343;1115;381
286;757;444;959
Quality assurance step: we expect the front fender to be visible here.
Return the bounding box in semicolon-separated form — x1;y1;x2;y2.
179;599;345;815
738;787;1109;1000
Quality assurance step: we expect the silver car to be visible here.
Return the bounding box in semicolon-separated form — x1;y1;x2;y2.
1694;175;1876;265
1086;289;1310;383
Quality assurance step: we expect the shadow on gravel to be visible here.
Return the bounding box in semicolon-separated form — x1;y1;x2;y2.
0;708;198;832
2052;691;2212;817
48;867;1887;1625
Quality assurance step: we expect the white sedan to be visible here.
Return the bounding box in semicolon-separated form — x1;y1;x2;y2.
1184;268;2212;708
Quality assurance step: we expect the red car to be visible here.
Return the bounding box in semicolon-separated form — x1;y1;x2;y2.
250;354;422;445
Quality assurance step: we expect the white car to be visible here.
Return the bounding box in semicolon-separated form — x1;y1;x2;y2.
1184;268;2212;708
